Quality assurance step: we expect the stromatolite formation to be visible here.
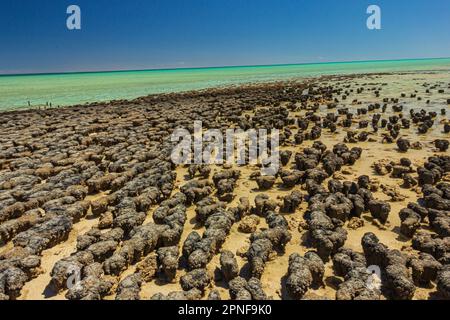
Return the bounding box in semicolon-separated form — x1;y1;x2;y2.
0;73;449;300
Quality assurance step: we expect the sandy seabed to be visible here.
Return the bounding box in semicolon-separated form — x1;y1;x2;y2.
0;71;449;300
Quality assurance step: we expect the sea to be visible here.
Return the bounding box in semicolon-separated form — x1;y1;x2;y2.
0;58;449;111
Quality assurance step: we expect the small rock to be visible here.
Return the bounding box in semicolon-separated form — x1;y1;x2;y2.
347;217;365;230
98;211;114;229
238;215;260;233
341;168;353;175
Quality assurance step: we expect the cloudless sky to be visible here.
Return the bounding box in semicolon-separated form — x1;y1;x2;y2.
0;0;449;74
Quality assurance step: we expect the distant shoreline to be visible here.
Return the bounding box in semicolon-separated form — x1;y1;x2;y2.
0;72;383;114
1;56;450;77
0;70;442;115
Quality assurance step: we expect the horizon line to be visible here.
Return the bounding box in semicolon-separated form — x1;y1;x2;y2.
1;56;450;77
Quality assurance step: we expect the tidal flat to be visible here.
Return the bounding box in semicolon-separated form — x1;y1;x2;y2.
0;71;449;300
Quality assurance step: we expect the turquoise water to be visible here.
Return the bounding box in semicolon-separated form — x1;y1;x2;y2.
1;58;449;111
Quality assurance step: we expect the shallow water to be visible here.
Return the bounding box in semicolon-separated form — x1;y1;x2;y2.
0;58;449;110
319;72;450;114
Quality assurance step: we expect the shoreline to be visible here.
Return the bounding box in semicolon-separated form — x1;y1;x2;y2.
0;70;446;115
1;57;450;111
2;56;450;77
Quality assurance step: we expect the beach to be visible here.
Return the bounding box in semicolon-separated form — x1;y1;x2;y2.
0;70;449;300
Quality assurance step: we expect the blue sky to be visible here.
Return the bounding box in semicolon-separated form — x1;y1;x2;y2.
0;0;449;74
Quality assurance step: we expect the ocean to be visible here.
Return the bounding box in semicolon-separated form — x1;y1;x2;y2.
0;58;449;111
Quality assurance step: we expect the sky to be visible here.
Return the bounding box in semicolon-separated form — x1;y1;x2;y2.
0;0;449;74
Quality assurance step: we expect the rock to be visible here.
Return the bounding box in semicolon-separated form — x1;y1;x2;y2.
256;176;276;190
285;252;324;299
50;251;94;292
0;266;29;300
151;288;202;300
180;268;211;292
391;165;410;178
381;185;407;201
228;277;252;300
135;253;158;281
188;165;211;179
402;174;417;188
157;246;179;281
181;180;213;204
247;277;268;300
437;265;450;299
103;223;163;275
409;253;442;286
328;179;343;193
373;161;389;175
418;167;440;186
250;226;291;252
425;194;450;211
13;216;73;254
444;123;450;134
428;208;450;237
280;150;292;166
347;217;364;230
0;210;44;244
66;263;116;300
91;197;109;215
307;210;347;261
185;209;234;270
207;289;222;300
361;232;389;266
324;193;353;222
98;211;113;229
115;273;142;300
368;200;391;224
246;238;273;279
87;240;118;262
282;190;303;213
281;172;302;188
238;215;260;233
182;231;201;258
407;202;428;221
361;233;415;300
396;138;410;152
357;175;370;189
411;231;449;264
212;170;240;185
228;276;268;300
195;198;226;223
399;209;421;238
220;250;238;281
252;194;277;217
348;194;365;217
217;179;235;196
434;139;449;152
113;211;146;234
333;248;381;300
